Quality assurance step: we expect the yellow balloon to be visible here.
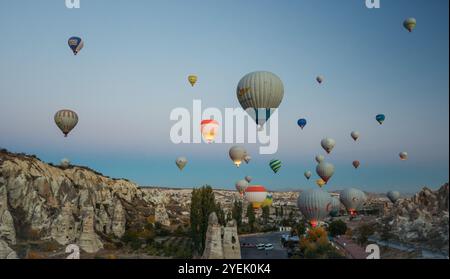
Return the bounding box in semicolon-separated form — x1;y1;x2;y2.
188;75;198;87
316;179;326;188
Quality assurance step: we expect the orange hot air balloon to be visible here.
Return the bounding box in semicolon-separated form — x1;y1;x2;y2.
245;185;268;209
316;179;326;188
200;119;219;143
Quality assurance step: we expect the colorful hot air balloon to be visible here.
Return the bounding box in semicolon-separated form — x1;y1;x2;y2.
316;162;335;184
297;189;332;227
175;157;188;171
236;71;284;128
315;155;325;164
54;109;78;137
376;114;386;125
399;152;408;161
245;185;268;209
403;18;417;32
269;159;282;173
387;191;400;204
68;37;84;55
304;171;312;180
229;146;247;167
297;118;307;130
60;158;70;169
188;75;198;87
261;193;273;207
235;179;249;196
340;188;367;216
316;75;324;84
321;138;336;154
245;176;253;183
316;179;326;188
352;160;360;169
200;119;219;143
351;131;360;141
330;197;341;217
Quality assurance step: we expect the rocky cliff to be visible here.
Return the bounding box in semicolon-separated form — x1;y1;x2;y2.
0;150;169;257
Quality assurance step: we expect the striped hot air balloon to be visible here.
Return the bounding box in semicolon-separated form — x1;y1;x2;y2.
297;189;333;227
269;159;282;173
54;109;78;137
245;185;268;209
200;119;219;143
340;188;367;216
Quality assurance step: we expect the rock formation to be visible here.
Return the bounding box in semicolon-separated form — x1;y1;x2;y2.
202;213;241;259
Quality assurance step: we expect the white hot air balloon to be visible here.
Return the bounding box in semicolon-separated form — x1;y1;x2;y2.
351;131;360;141
235;179;249;196
387;191;400;204
229;146;247;167
236;71;284;128
340;188;367;216
54;109;79;137
297;189;332;227
60;158;70;169
304;171;312;180
245;185;268;209
316;75;324;84
316;162;335;184
399;152;408;161
175;157;188;171
315;155;325;164
244;155;252;164
321;138;336;154
245;176;253;183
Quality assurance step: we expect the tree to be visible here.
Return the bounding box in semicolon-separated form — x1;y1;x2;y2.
293;222;306;236
261;206;270;224
226;211;232;223
280;206;284;218
328;220;347;237
232;200;243;228
216;202;226;226
355;223;376;246
246;204;256;232
299;227;344;259
190;185;217;255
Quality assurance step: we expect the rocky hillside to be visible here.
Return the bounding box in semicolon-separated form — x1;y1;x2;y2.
379;184;449;253
0;150;170;257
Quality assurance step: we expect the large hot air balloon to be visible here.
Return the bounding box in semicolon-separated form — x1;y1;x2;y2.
297;189;332;227
188;75;198;87
321;138;336;154
175;157;188;171
376;114;386;125
315;155;325;164
235;179;249;196
245;176;252;183
340;188;367;216
387;191;400;204
316;75;324;84
269;159;282;173
60;158;70;169
236;71;284;128
316;179;326;188
297;118;307;130
352;160;360;169
245;185;268;209
304;171;312;180
399;152;408;161
200;119;219;143
351;131;360;141
229;146;247;167
330;197;341;217
261;193;273;207
316;162;335;184
54;109;78;137
403;18;417;32
68;37;84;55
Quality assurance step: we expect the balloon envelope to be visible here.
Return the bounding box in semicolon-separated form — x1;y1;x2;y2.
201;119;219;143
68;37;84;55
229;146;247;167
175;157;188;170
235;179;249;195
304;171;312;180
269;159;282;173
188;75;198;86
315;155;325;164
316;162;335;183
245;185;268;209
261;193;273;207
403;18;417;32
351;131;360;141
297;118;307;129
399;152;408;161
321;138;336;154
316;179;326;188
340;188;367;214
297;189;332;227
316;75;324;84
54;109;78;137
387;191;401;203
376;114;386;125
352;160;360;169
245;176;252;183
60;158;70;169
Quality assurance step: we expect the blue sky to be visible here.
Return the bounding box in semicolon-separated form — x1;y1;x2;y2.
0;0;448;193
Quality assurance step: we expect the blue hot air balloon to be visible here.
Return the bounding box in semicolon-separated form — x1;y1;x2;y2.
68;37;84;55
297;118;307;130
376;114;386;125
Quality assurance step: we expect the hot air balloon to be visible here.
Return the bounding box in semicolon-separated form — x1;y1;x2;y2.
54;109;78;137
352;160;360;169
315;155;325;164
245;176;253;183
236;71;284;128
200;119;219;143
269;159;282;173
60;158;70;169
297;118;307;130
245;185;268;209
387;191;400;204
399;152;408;161
188;75;198;87
376;114;386;125
316;75;324;84
261;193;273;207
297;189;332;227
340;188;367;216
316;179;326;188
244;155;252;164
330;197;341;217
175;157;188;171
229;146;247;167
235;179;249;196
304;171;312;180
316;162;335;184
321;138;336;154
351;131;360;141
68;37;84;55
403;18;417;32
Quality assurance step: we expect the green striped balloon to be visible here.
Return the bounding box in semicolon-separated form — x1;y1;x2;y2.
269;159;282;173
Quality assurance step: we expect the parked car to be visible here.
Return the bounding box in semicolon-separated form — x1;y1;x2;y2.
256;243;265;250
264;243;274;250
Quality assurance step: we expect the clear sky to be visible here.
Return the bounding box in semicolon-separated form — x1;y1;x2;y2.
0;0;448;193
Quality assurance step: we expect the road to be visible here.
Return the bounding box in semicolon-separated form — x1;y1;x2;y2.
239;232;288;259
